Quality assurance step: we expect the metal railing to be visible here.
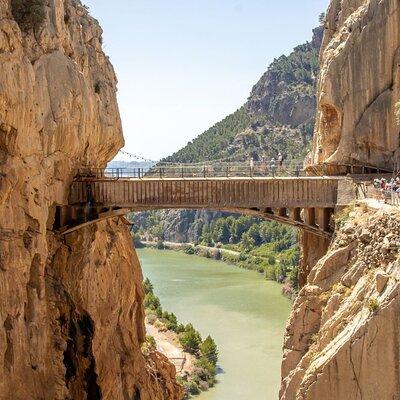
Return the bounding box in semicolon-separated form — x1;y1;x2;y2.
74;161;394;181
75;161;306;180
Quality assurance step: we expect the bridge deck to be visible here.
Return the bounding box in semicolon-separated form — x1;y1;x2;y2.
56;176;356;237
70;177;348;209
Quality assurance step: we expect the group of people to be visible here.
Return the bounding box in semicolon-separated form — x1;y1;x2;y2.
373;176;400;193
249;152;284;172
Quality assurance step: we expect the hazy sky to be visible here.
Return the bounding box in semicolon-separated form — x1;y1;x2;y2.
84;0;329;161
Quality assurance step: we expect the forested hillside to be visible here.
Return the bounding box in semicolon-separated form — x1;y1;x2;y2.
163;25;323;164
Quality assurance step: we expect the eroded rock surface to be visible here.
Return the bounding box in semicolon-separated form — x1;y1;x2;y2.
281;206;400;399
0;1;182;399
310;0;400;169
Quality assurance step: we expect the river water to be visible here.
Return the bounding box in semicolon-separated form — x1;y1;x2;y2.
138;248;291;400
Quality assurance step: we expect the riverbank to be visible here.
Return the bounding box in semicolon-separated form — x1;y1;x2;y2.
138;239;297;299
138;248;292;399
143;277;219;398
146;322;196;376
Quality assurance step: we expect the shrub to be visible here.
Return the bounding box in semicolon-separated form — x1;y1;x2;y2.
185;380;200;395
335;201;355;228
156;240;165;250
132;233;144;248
193;357;216;385
141;335;156;354
367;298;379;313
11;0;45;31
183;245;195;255
146;335;156;348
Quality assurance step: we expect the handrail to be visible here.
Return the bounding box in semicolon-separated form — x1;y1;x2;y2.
74;162;393;181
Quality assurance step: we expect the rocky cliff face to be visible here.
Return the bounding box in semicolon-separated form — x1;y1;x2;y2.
283;1;400;396
310;0;400;170
0;1;181;399
246;26;323;129
281;205;400;399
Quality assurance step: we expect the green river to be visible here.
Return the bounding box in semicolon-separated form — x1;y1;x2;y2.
138;248;291;400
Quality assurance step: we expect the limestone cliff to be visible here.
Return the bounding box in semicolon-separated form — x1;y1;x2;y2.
310;0;400;170
281;205;400;399
283;1;400;398
0;1;182;399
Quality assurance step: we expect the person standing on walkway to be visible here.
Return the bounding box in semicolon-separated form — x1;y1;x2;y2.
270;157;276;176
261;155;268;175
249;157;254;176
278;152;283;168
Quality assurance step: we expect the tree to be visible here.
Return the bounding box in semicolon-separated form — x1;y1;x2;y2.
212;219;230;243
241;232;255;251
200;336;218;366
143;278;153;295
179;324;202;354
144;293;161;316
162;311;178;332
200;224;214;246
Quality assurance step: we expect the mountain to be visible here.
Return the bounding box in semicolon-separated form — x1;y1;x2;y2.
163;25;323;164
132;24;324;243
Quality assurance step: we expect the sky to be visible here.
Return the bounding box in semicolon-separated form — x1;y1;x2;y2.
84;0;330;161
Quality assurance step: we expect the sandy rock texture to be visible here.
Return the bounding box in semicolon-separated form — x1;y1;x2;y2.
281;205;400;399
0;1;182;399
310;0;400;170
299;232;331;288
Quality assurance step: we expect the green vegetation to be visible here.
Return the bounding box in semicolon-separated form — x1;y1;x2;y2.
162;25;322;164
163;107;254;163
143;278;219;398
200;336;219;366
179;324;202;354
367;298;379;313
199;216;300;293
134;215;300;296
334;201;356;228
141;335;157;354
11;0;45;31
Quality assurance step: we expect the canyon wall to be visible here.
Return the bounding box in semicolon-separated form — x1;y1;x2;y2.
283;0;400;398
281;205;400;399
310;0;400;170
0;1;181;399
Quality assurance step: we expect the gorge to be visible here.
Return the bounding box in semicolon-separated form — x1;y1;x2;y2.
1;0;400;400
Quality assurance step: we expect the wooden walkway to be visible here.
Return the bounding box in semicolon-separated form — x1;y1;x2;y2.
56;176;356;237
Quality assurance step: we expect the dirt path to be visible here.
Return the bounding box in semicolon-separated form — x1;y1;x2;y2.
146;323;194;374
